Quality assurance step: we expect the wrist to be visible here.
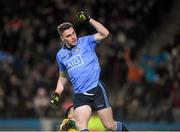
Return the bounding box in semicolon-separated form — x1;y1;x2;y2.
86;15;91;21
54;92;60;97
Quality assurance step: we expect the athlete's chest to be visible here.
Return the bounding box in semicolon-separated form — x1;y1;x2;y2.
61;46;91;71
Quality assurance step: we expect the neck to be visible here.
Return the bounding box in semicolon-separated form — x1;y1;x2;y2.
64;43;75;50
65;43;71;48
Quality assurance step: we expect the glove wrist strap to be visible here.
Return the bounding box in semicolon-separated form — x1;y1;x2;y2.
86;15;91;21
54;92;60;97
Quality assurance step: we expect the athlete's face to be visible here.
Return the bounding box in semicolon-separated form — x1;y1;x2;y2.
61;27;77;47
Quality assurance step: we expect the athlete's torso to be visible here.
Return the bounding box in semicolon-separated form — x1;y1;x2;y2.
56;35;101;93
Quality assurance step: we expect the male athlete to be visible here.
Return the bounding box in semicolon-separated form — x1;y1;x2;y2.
51;11;128;131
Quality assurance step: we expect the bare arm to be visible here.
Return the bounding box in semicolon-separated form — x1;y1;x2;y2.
51;71;68;105
55;71;67;95
89;18;109;41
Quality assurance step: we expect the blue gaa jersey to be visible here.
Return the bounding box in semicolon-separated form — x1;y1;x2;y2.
56;35;100;93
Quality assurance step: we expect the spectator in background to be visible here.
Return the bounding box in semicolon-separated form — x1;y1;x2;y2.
125;48;144;84
0;86;6;118
33;87;49;117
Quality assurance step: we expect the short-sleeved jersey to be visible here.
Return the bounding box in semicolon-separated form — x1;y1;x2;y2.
56;35;100;93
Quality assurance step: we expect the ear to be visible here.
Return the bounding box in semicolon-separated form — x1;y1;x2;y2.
60;36;64;41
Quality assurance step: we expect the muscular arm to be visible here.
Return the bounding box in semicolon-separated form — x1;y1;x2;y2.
89;18;109;41
55;71;67;95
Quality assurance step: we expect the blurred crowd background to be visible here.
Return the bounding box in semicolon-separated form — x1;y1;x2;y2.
0;0;180;125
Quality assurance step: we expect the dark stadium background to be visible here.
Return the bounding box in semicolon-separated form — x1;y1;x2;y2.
0;0;180;130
